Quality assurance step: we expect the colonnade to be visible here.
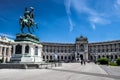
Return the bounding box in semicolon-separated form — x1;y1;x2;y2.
0;46;11;63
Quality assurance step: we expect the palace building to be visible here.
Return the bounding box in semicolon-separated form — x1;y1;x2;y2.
0;35;120;63
0;36;13;63
41;36;120;62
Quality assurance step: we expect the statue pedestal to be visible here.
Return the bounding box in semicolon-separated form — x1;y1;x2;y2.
15;33;39;43
10;33;43;63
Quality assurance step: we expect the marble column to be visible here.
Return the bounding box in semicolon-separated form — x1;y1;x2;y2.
117;55;119;59
45;55;47;61
22;45;25;55
13;45;16;54
3;47;6;63
0;47;2;56
7;47;11;62
29;45;31;54
59;55;61;61
0;47;2;60
109;55;111;61
113;55;115;60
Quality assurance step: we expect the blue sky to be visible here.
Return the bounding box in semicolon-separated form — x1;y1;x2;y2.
0;0;120;43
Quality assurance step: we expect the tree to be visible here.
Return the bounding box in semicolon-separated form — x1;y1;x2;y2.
116;58;120;66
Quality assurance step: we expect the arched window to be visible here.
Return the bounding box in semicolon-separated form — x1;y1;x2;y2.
50;49;52;52
68;56;71;60
43;56;45;59
65;56;67;60
15;44;22;54
72;56;75;60
46;55;48;59
58;56;59;60
98;55;100;58
50;55;52;60
106;49;108;52
102;55;105;58
111;55;113;59
102;49;104;52
115;55;118;59
61;56;63;60
80;44;84;52
46;49;48;52
25;45;29;53
98;49;100;52
106;55;109;58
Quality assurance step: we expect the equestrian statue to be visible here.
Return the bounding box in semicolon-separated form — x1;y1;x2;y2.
19;7;38;34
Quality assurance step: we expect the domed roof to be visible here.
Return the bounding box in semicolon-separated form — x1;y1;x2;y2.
76;35;88;41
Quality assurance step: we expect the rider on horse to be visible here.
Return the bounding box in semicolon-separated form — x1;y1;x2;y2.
19;7;38;34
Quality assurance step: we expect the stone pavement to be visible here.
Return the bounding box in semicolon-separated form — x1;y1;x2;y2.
0;63;119;80
101;65;120;80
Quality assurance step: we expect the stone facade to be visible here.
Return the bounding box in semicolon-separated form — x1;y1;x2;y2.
0;36;13;63
41;36;120;62
0;35;120;62
10;34;43;63
10;41;42;63
88;40;120;61
41;36;88;62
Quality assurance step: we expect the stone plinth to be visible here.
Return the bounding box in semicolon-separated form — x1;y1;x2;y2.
15;33;39;43
10;33;43;63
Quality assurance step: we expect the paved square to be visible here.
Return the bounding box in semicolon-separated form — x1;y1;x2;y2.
0;63;119;80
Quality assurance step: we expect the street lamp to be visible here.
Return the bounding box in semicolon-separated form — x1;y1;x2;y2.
54;53;58;62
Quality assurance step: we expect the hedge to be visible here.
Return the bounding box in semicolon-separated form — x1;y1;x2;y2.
116;58;120;66
98;58;109;65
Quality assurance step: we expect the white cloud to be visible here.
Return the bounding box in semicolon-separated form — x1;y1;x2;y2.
0;33;15;39
91;23;96;30
114;0;120;16
114;0;120;9
64;0;74;31
68;16;74;31
70;0;97;16
89;16;110;29
64;0;71;14
117;0;120;5
65;0;111;29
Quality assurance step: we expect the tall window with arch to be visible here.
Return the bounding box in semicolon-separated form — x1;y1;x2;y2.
80;44;84;52
25;45;29;53
15;44;22;54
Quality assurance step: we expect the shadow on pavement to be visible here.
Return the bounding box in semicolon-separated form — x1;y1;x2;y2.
48;68;120;79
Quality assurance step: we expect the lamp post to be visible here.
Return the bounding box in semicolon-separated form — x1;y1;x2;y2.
54;53;58;67
54;53;58;62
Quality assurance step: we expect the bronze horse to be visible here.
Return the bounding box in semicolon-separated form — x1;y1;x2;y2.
19;7;38;34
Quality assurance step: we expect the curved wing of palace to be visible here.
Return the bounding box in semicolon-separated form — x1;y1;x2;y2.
0;35;120;63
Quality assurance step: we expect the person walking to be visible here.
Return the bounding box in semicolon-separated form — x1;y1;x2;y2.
83;59;86;65
81;60;83;65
